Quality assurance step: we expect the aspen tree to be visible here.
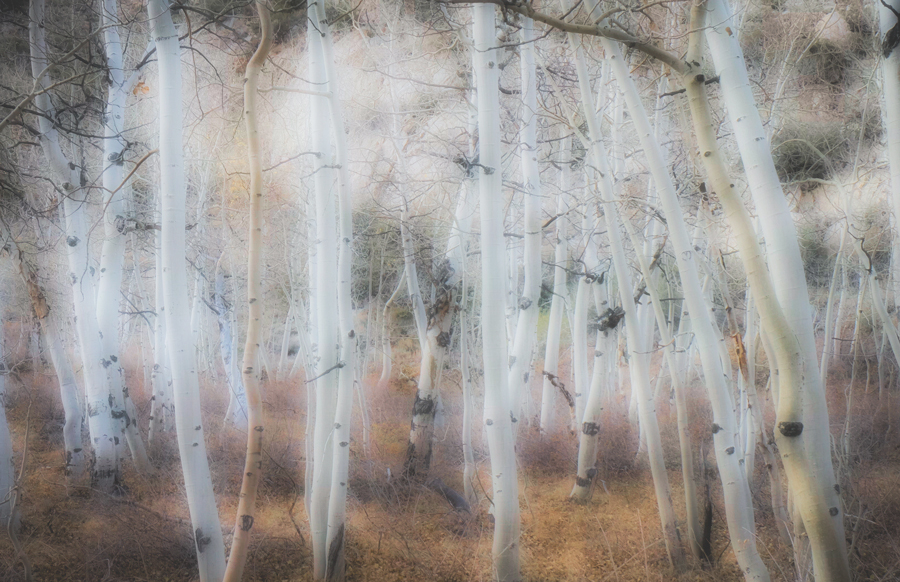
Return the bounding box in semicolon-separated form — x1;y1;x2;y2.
600;36;770;575
96;0;152;475
538;186;568;435
473;5;521;579
306;0;339;576
215;259;248;430
686;4;849;578
311;0;358;574
29;0;120;491
223;1;271;579
147;1;227;578
703;5;849;577
507;16;543;419
566;26;686;570
13;250;85;480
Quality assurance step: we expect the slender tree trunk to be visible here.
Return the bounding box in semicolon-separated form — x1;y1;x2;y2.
378;271;406;390
223;3;271;578
539;188;568;435
473;6;521;579
507;17;543;421
215;259;247;430
566;27;685;569
149;226;175;445
29;0;120;491
307;2;339;575
309;1;358;576
96;0;152;475
147;2;227;579
11;250;85;480
703;5;849;578
686;7;849;577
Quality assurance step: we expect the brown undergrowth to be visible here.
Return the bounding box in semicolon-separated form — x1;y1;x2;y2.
1;336;899;581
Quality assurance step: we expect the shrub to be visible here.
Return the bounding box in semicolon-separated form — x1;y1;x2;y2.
772;121;848;185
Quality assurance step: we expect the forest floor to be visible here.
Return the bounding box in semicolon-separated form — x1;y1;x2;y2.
2;336;900;581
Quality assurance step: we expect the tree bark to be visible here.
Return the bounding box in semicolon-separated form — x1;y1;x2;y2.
473;5;521;580
147;2;227;578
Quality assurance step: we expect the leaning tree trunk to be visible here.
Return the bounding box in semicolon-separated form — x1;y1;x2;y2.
473;5;521;580
703;4;849;578
223;3;271;579
10;248;85;480
566;25;685;570
603;36;768;575
686;6;849;577
29;0;120;491
147;2;227;579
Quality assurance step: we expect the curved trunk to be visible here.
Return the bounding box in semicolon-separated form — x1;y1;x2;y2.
223;3;271;578
685;8;848;573
703;4;849;578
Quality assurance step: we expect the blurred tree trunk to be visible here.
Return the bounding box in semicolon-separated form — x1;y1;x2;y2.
9;247;85;480
539;184;568;435
566;22;686;570
29;0;120;491
473;6;521;580
147;1;226;579
223;2;271;578
306;0;339;576
96;0;152;476
507;17;543;422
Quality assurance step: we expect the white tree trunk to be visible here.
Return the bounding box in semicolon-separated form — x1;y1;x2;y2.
566;28;685;569
539;188;568;435
149;226;175;445
223;4;271;578
309;1;358;576
687;7;848;574
29;0;120;491
215;260;247;430
306;2;339;575
473;6;521;580
507;17;543;421
96;0;152;475
147;2;226;578
704;4;849;578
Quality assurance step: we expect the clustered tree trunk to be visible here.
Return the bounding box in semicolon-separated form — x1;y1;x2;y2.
4;0;886;580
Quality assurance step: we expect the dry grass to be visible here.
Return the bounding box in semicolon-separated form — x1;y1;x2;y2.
2;332;900;581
